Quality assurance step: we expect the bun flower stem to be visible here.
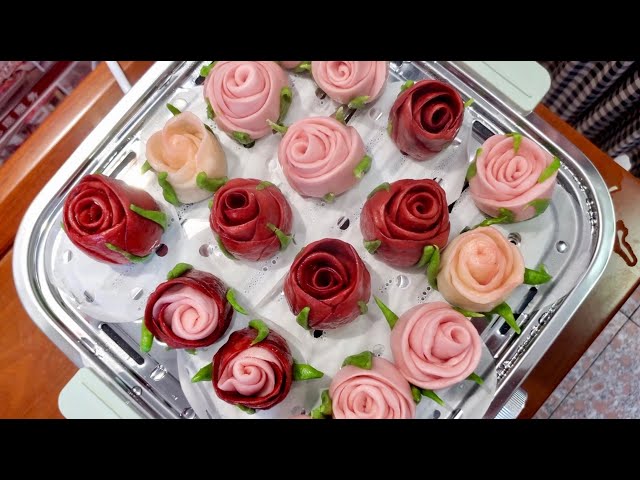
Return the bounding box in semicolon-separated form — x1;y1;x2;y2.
279;86;292;124
129;204;167;230
266;223;293;250
105;243;150;263
490;301;520;334
238;405;256;415
352;155;372;179
348;95;369;109
166;262;193;280
468;372;484;385
232;131;255;147
421;388;445;406
472;207;515;229
400;80;415;93
453;306;486;318
166;103;181;116
426;246;440;290
267;119;288;135
157;171;180;206
296;306;310;330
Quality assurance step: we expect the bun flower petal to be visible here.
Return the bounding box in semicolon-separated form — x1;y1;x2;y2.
388;79;464;160
203;61;290;143
437;226;524;313
284;238;371;330
209;178;293;261
468;133;559;223
390;302;482;390
312;61;388;107
143;264;233;350
278;116;370;199
145;110;228;205
62;173;165;265
360;179;450;267
328;353;415;419
190;320;323;412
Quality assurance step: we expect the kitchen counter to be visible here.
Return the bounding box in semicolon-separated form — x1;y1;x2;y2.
0;62;638;418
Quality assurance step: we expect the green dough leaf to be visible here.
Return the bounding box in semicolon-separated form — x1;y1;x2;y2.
387;121;393;135
249;319;269;345
358;300;368;315
353;155;372;179
237;405;256;415
166;262;193;280
205;97;215;120
490;302;520;334
267;119;288;135
310;390;332;419
468;372;484;385
166;103;181;116
453;306;485;318
374;296;399;329
323;192;335;203
226;289;247;315
140;322;154;353
529;198;551;217
293;362;324;381
473;207;516;229
342;351;373;370
232;131;254;146
464;98;475;108
523;264;553;285
400;80;415;92
129;204;167;230
191;363;212;383
256;180;275;190
296;306;311;330
105;243;150;264
185;348;197;355
368;182;391;199
293;61;311;73
196;172;227;192
156;172;180;206
348;95;369;109
278;86;293;124
411;385;422;404
141;160;153;174
506;132;522;153
364;239;381;255
421;389;445;406
266;223;292;250
416;245;435;268
538;156;561;183
426;245;440;290
335;106;346;124
215;235;236;260
199;62;216;78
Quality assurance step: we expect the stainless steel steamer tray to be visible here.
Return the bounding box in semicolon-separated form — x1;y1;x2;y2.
13;61;615;419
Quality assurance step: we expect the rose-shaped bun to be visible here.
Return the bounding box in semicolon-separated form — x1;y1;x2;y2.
391;302;481;390
388;79;464;160
146;111;227;204
278;116;368;198
144;269;232;348
469;134;558;222
437;226;524;312
280;61;302;69
210;179;293;261
213;326;293;410
360;179;450;267
62;174;164;264
312;61;388;105
330;357;415;419
203;61;289;140
284;238;371;330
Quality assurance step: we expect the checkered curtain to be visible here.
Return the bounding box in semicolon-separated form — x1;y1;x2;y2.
540;61;640;177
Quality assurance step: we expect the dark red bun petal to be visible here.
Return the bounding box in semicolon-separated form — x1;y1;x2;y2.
144;269;232;349
210;178;293;261
283;238;371;330
360;179;450;268
63;174;163;264
212;327;293;410
389;80;464;161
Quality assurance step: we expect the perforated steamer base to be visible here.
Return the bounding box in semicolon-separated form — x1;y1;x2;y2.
13;61;615;419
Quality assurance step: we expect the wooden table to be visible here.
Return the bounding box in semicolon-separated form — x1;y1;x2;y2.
0;63;638;418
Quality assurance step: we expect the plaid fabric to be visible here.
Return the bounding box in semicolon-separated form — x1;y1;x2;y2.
541;61;640;177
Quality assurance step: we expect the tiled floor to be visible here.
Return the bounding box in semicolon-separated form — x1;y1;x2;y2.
534;285;640;418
